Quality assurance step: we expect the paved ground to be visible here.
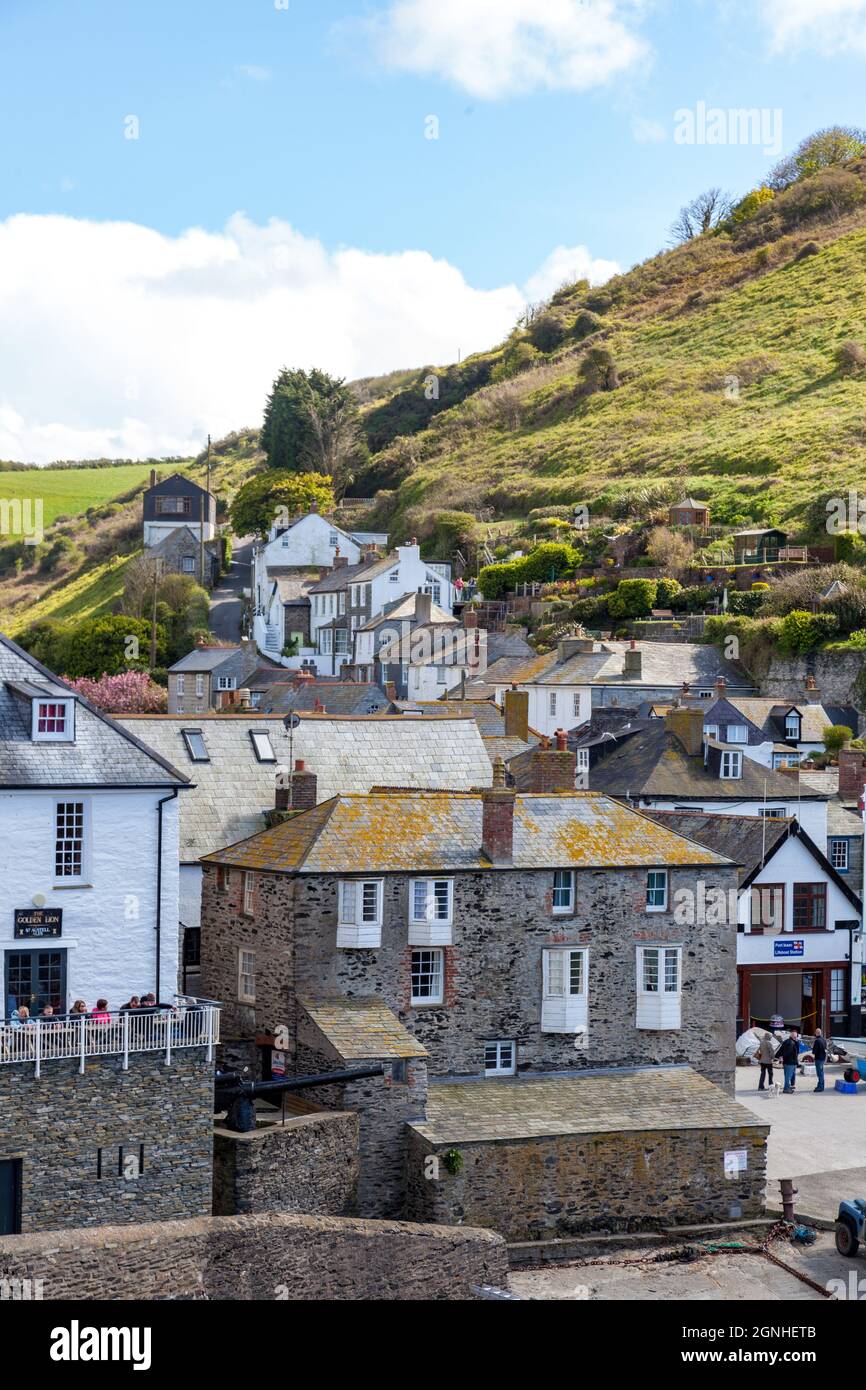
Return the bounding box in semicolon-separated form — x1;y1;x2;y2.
209;537;252;642
735;1062;866;1219
510;1231;859;1301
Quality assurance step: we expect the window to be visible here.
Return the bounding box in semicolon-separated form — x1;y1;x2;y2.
793;883;827;930
243;872;255;917
720;751;742;779
548;691;557;716
484;1040;516;1077
541;947;588;1035
320;630;333;654
423;580;442;606
646;870;668;912
636;946;682;1030
181;556;196;574
334;630;350;654
703;725;719;740
773;751;802;769
176;674;185;697
249;730;276;763
552;869;574;914
572;693;581;719
785;713;800;740
750;884;783;933
238;949;256;1004
217;676;236;692
390;1059;408;1084
195;674;205;698
337;879;383;948
409;879;453;945
34;700;71;741
831;968;847;1014
156;495;191;515
216;864;231;893
389;570;400;583
759;806;786;819
55;801;85;880
181;729;209;762
411;948;444;1005
726;724;748;743
830;839;850;872
329;531;339;546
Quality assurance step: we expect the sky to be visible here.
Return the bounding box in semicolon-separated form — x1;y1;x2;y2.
0;0;864;462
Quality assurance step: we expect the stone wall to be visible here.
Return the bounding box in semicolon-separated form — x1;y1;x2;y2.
406;1124;768;1241
212;1110;359;1217
0;1050;213;1232
0;1212;509;1301
758;651;866;716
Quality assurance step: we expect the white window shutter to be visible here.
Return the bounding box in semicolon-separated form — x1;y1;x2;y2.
339;880;358;924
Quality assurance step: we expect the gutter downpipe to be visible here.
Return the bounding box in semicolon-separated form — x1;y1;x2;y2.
156;789;179;1000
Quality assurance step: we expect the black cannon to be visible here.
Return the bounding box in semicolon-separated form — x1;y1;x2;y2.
214;1064;385;1132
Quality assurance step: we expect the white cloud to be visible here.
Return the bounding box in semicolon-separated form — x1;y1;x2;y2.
359;0;650;99
0;214;618;464
524;244;620;300
761;0;866;53
238;64;272;81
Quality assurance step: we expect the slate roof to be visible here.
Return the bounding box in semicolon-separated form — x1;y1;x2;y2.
799;767;864;838
724;697;858;743
116;715;291;860
589;722;828;802
201;790;734;874
299;997;427;1060
308;563;368;594
481;641;753;691
356;593;455;632
0;634;188;788
270;574;316;604
410;1066;765;1144
671;498;709;512
255;682;396;716
377;624;481;666
169;645;244;674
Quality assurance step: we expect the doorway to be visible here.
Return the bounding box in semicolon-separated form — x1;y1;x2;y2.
4;950;66;1016
0;1160;22;1235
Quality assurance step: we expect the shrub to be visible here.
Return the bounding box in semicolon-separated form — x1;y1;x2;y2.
490;339;541;383
794;240;821;261
670;584;714;613
823;724;854;756
835;340;866;374
728;590;764;616
570;594;610;625
477;542;581;598
570;310;604;342
655;576;682;605
527;311;569;353
608;578;657;619
579;347;620;394
777;609;838;655
834;531;866;565
66;671;168;714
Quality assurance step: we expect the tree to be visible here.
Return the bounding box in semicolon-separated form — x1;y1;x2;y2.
646;526;694;576
770;126;866;191
579;347;620;393
731;186;775;223
66;671;168;714
261;367;365;495
670;188;735;244
823;724;854;757
608;579;658;619
229;470;335;539
17;615;165;680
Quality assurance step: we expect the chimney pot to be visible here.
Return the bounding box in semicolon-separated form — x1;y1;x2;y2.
463;608;478;629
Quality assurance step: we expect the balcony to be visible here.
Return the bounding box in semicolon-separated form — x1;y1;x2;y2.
0;998;220;1076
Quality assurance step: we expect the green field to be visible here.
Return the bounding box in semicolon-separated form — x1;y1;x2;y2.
0;464;158;537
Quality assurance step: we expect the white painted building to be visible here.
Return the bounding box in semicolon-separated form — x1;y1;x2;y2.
252;510;387;614
0;635;188;1018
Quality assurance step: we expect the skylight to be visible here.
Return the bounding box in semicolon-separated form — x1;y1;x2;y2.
182;729;209;762
249;730;276;763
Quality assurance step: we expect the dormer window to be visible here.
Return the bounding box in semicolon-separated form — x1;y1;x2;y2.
727;724;748;743
720;750;743;779
33;699;73;742
785;713;800;740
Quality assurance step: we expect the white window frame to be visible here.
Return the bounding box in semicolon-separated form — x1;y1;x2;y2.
703;724;719;740
572;693;581;719
636;945;682;1030
410;948;444;1006
759;806;786;820
217;676;236;692
726;724;748;743
646;869;668;912
484;1040;516;1077
409;878;453;946
337;878;384;948
181;556;196;574
195;674;205;698
552;869;575;914
830;838;850;871
541;947;588;1037
32;698;73;742
243;871;255;917
548;690;557;716
238;948;256;1004
785;713;800;739
720;750;743;779
176;674;185;697
54;799;89;884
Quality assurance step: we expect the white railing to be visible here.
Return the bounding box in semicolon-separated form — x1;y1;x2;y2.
0;1000;220;1077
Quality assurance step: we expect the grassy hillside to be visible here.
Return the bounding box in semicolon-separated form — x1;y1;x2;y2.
355;159;866;536
0;463;160;533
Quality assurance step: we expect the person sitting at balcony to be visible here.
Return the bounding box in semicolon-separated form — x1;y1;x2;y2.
10;1006;33;1027
39;1004;60;1025
91;999;110;1024
120;996;141;1012
138;992;159;1013
69;1000;88;1019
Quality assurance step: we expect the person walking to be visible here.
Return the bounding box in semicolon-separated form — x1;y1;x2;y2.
779;1029;801;1093
757;1032;777;1090
812;1029;827;1092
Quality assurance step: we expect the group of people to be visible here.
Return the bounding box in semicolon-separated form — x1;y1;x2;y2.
757;1028;828;1094
7;993;161;1027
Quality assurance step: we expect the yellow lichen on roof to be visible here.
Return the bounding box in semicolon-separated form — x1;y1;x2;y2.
300;996;428;1060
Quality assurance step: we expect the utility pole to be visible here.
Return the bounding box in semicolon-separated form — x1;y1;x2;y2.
149;558;162;669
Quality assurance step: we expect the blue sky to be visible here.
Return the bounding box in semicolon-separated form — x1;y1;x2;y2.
0;0;864;460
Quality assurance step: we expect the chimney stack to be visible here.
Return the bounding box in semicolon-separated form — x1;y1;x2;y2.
503;685;529;742
333;556;349;570
804;674;821;704
463;607;478;630
150;468;156;488
665;706;705;757
516;734;577;793
415;591;433;625
715;676;727;699
276;759;318;813
384;681;397;701
839;747;866;802
481;757;515;865
623;641;642;679
557;634;595;663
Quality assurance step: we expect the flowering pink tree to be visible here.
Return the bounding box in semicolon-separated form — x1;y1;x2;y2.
65;671;168;714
